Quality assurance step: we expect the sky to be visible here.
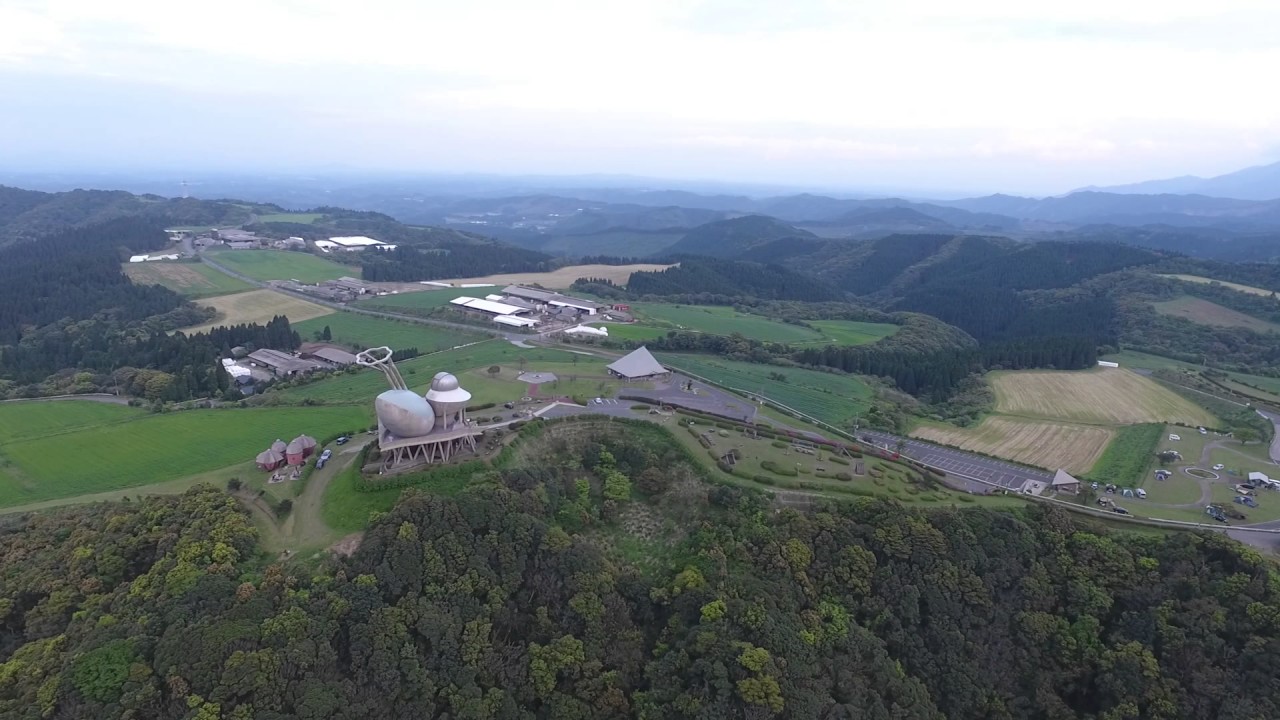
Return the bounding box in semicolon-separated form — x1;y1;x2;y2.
2;0;1279;196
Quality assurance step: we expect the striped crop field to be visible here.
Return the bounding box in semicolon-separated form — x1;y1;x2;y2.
0;404;371;507
991;368;1216;427
912;417;1114;474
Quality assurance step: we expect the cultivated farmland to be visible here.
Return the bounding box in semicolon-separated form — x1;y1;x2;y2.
292;313;484;353
657;353;873;427
359;287;495;312
0;405;371;507
635;304;823;343
123;261;254;298
1158;274;1277;297
256;212;323;224
912;417;1114;474
991;368;1216;427
1152;296;1280;334
180;289;333;334
205;249;351;282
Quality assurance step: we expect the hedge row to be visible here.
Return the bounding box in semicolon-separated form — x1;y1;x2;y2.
761;460;799;477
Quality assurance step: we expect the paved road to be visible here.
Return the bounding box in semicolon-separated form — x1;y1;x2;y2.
1256;409;1280;464
859;429;1052;492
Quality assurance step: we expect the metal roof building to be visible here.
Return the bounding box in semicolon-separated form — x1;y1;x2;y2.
450;297;527;316
606;346;670;380
494;315;539;328
248;349;322;376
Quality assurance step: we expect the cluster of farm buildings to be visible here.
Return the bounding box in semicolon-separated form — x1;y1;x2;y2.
446;285;631;332
255;434;318;471
221;346;358;393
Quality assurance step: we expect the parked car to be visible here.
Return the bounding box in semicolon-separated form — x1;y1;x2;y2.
1235;496;1259;508
1135;488;1147;499
319;448;333;462
335;436;350;445
1234;484;1254;495
1097;496;1114;507
1169;433;1181;441
1112;506;1130;515
1213;464;1225;471
1198;427;1208;435
1090;482;1099;490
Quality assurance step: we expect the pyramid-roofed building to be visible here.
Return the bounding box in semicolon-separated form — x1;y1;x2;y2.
606;346;670;381
1051;469;1081;494
256;449;285;471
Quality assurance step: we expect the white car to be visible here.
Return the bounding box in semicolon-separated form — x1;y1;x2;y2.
1168;434;1181;441
1213;464;1225;471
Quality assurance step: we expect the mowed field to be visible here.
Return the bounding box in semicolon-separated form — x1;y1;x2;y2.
1158;274;1277;297
360;287;494;312
912;417;1114;474
657;353;874;426
431;263;675;289
0;404;371;507
292;312;483;352
180;289;333;334
206;249;352;282
256;212;323;224
1152;296;1280;334
991;369;1217;427
632;305;899;346
124;261;255;298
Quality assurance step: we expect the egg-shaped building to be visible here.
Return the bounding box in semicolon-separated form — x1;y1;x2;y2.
376;388;436;438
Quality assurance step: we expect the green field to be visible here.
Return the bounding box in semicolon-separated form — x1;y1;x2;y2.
256;212;323;224
1086;423;1163;486
0;404;372;507
274;340;583;404
633;305;824;344
806;320;900;345
0;401;145;443
1152;296;1280;334
588;323;670;341
1102;349;1280;402
361;287;495;312
293;313;484;353
657;353;873;427
206;249;352;283
124;261;255;298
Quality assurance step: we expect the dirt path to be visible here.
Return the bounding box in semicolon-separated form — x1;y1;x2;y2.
267;439;372;557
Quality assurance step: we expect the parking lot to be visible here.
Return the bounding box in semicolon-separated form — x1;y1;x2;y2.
860;430;1052;492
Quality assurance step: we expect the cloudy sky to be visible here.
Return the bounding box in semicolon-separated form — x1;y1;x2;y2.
3;0;1278;195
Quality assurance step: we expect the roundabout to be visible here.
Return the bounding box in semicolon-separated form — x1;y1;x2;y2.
1184;467;1220;480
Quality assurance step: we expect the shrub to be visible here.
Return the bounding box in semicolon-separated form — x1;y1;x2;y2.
467;402;496;412
761;460;799;477
827;456;850;466
835;472;853;481
771;440;788;449
797;467;811;475
631;404;651;411
276;498;294;516
226;477;242;492
753;474;776;486
715;422;733;430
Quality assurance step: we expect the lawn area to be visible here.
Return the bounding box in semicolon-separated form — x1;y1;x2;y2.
180;289;334;334
589;323;670;341
0;461;259;516
912;417;1114;474
0;405;371;507
206;249;352;282
1100;350;1202;373
656;353;874;427
633;304;827;344
274;340;582;404
0;401;145;443
256;212;323;224
1158;274;1277;297
805;320;899;345
359;287;494;312
991;368;1217;427
459;358;628;405
1087;423;1163;486
293;312;484;352
124;261;255;298
1152;296;1280;334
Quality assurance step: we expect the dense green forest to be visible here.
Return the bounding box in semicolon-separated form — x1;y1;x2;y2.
0;218;299;399
626;259;841;302
4;424;1280;719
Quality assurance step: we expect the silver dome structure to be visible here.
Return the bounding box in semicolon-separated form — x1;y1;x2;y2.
425;372;471;430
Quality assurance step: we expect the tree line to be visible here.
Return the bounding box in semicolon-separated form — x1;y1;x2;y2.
361;243;553;282
3;421;1280;718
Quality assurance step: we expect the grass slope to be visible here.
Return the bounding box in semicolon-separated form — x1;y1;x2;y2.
0;401;145;443
1152;296;1280;334
1086;423;1163;486
634;304;826;343
0;405;371;507
912;417;1114;474
206;249;351;282
181;289;334;334
991;368;1217;427
293;313;484;353
256;212;323;224
807;320;900;345
1158;274;1276;297
124;262;255;298
657;353;873;427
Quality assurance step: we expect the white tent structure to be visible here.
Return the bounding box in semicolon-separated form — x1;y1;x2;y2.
606;346;670;381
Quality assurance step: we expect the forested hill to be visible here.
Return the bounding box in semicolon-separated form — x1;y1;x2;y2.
0;185;252;246
663;215;816;258
5;422;1280;719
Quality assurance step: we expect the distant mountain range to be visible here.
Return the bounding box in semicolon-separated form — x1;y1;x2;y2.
1078;160;1280;201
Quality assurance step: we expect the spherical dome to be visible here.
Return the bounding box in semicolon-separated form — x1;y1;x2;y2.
376;389;436;438
425;371;471;406
431;373;460;392
433;371;449;381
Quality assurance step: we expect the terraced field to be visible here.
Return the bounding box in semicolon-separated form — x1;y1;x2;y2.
912;417;1114;474
0;404;371;507
180;289;333;334
991;368;1216;427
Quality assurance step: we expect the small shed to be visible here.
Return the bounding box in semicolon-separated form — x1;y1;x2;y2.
255;449;284;471
292;434;317;458
285;439;307;466
271;438;287;455
1051;469;1081;495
